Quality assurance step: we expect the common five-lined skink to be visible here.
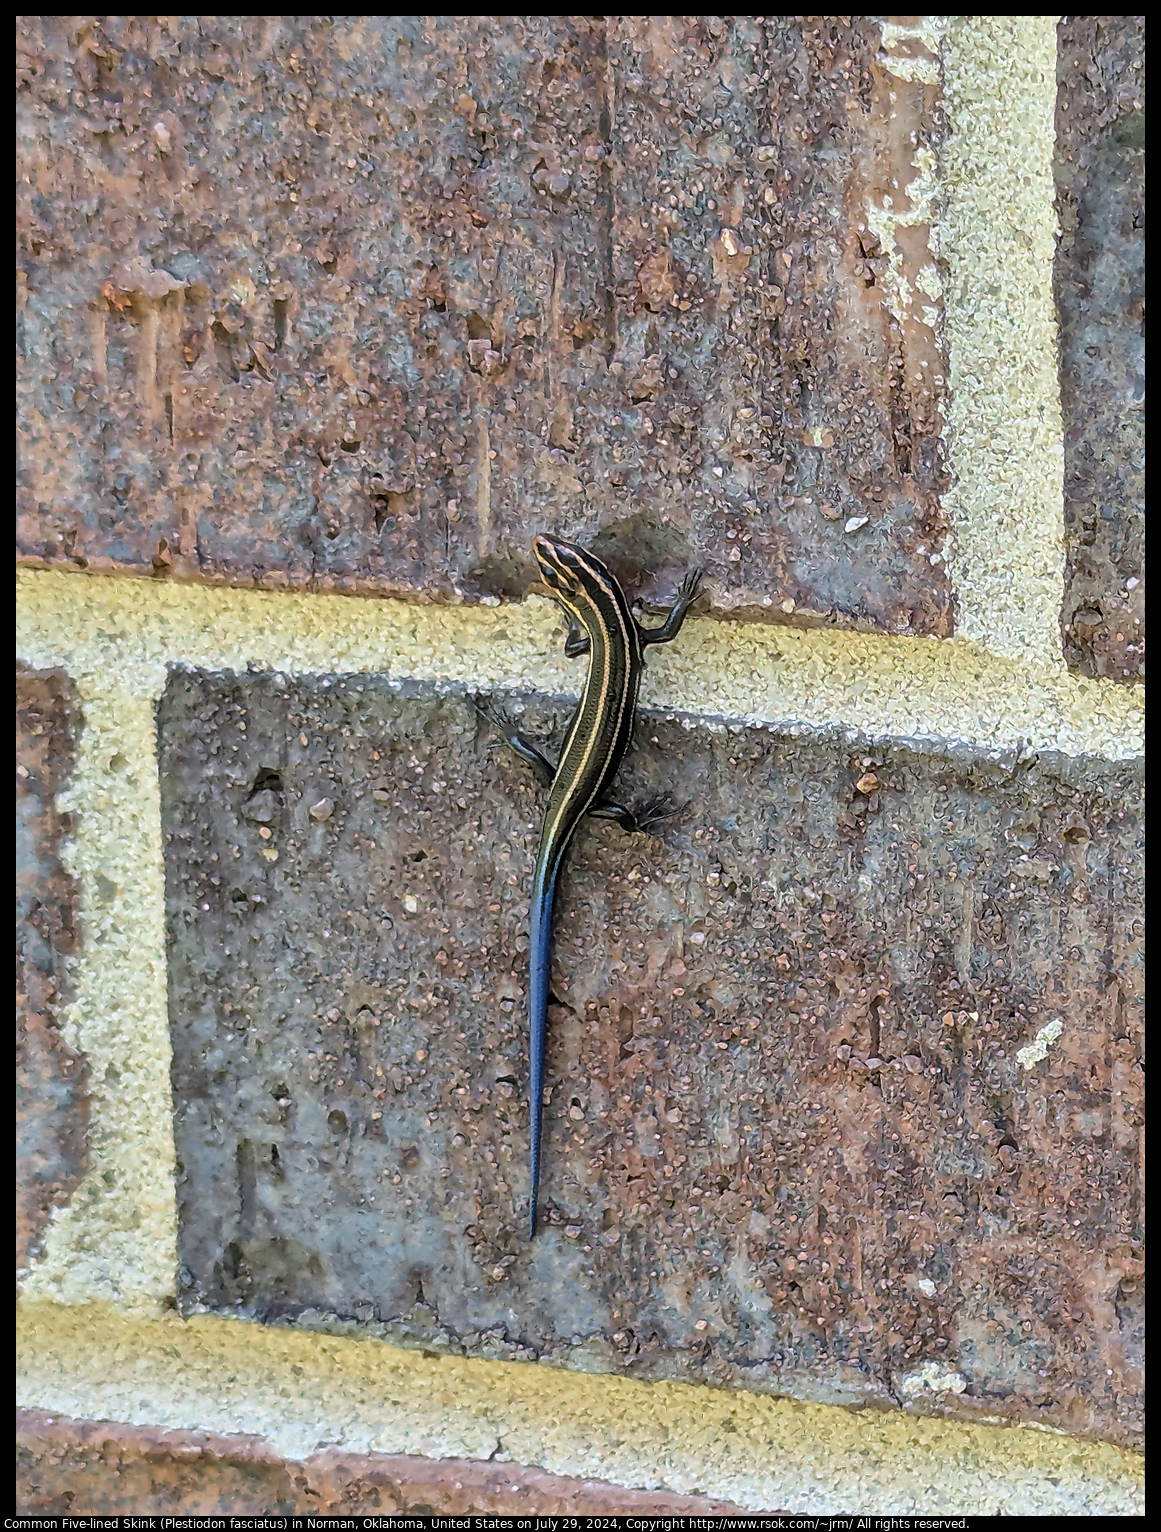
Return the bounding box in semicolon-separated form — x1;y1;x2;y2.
480;535;703;1236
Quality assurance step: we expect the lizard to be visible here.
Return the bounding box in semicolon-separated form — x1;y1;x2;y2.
478;534;703;1236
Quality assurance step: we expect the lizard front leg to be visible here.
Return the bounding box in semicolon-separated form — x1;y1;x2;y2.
638;567;704;648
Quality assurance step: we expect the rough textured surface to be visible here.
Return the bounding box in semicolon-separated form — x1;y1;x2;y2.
16;677;178;1311
17;568;1146;769
16;562;1144;1318
1055;17;1145;684
17;1303;1146;1517
16;668;87;1287
161;674;1143;1447
939;18;1067;669
16;15;950;635
15;1410;745;1515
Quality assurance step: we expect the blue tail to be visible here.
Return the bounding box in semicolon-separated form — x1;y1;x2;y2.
527;855;560;1238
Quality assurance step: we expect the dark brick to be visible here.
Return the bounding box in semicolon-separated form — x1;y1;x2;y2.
1056;18;1145;683
160;674;1142;1447
17;16;950;636
16;668;87;1286
15;1410;747;1514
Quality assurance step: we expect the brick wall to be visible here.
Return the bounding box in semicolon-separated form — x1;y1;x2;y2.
16;16;1143;1515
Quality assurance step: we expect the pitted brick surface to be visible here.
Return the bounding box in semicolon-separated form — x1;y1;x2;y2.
1055;17;1145;683
160;672;1142;1446
17;15;950;635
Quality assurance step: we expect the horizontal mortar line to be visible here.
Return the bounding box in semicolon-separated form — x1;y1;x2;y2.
15;1300;1144;1516
16;568;1143;761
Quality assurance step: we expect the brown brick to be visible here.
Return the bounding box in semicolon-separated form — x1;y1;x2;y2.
17;16;950;636
160;674;1142;1447
16;668;87;1286
1055;18;1145;683
15;1409;747;1514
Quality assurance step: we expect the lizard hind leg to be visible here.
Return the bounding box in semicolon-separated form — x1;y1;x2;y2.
589;790;680;833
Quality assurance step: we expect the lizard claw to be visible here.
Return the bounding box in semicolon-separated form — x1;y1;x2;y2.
472;695;510;733
472;700;508;753
635;791;682;833
678;567;704;604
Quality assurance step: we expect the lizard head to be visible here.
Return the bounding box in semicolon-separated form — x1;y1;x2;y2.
532;534;603;599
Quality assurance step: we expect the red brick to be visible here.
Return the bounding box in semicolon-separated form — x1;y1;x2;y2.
17;16;950;636
16;1411;747;1514
1055;17;1145;683
160;674;1143;1447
